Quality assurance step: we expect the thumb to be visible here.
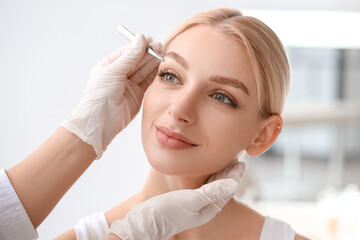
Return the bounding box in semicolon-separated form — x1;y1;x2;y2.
110;34;148;75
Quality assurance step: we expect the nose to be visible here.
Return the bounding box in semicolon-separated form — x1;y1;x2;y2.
167;90;198;125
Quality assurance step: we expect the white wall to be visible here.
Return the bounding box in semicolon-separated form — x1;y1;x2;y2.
1;0;359;239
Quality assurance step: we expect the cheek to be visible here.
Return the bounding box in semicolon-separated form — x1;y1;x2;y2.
141;87;156;145
202;113;256;165
142;83;164;122
142;86;159;138
142;84;178;174
141;83;257;176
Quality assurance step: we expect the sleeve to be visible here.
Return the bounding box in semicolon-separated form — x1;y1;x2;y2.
75;212;110;240
0;168;38;240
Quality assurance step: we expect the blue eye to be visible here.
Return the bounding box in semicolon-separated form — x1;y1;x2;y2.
165;74;179;83
158;70;181;84
213;93;230;103
211;91;238;108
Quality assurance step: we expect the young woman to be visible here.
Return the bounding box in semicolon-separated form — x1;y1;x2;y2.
59;8;309;240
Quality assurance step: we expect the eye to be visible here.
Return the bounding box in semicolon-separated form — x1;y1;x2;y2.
211;90;238;108
213;93;229;103
158;70;181;84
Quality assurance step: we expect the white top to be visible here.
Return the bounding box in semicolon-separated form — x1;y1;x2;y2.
260;216;296;240
74;214;296;240
0;168;295;240
0;169;38;240
74;212;109;240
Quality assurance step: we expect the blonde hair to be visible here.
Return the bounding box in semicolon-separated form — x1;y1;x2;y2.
164;8;290;118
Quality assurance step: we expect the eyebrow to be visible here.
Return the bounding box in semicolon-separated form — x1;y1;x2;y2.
164;51;188;70
210;76;250;96
164;51;249;96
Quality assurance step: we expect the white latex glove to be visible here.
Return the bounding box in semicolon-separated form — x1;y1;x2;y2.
62;34;163;159
106;161;245;240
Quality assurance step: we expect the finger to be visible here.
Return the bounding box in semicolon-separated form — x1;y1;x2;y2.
192;179;238;223
225;161;245;183
149;41;164;56
207;161;236;183
130;57;159;84
207;161;245;183
127;41;163;77
191;179;238;211
109;34;148;75
103;233;122;240
99;46;127;67
202;178;238;202
144;34;153;44
199;193;234;222
212;190;235;210
97;34;155;68
139;66;158;92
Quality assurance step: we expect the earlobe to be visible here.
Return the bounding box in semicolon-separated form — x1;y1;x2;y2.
246;115;283;156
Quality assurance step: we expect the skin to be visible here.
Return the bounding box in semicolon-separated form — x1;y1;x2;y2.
7;126;96;229
58;25;308;240
104;25;303;240
142;27;265;178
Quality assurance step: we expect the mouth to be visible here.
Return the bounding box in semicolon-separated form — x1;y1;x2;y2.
156;126;198;150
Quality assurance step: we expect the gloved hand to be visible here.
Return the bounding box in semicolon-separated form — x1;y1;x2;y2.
62;34;163;159
105;161;245;240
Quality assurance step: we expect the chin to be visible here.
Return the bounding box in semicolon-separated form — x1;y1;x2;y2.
143;148;226;177
141;124;236;177
145;152;200;176
149;161;187;176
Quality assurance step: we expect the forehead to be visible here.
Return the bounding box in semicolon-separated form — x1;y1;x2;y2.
165;25;255;89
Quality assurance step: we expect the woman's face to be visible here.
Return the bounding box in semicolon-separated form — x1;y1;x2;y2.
141;25;261;176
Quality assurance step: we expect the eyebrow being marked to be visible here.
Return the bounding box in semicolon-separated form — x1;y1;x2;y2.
210;76;250;96
164;52;188;70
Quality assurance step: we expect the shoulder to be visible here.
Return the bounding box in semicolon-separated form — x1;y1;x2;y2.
231;199;265;221
225;200;265;239
232;201;310;240
227;200;310;240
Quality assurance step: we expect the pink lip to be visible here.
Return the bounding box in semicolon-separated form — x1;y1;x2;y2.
156;126;198;150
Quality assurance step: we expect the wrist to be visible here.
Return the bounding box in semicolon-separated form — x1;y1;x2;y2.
7;126;96;228
60;125;97;159
62;119;100;158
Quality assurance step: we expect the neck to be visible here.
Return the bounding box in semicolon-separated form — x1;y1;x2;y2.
108;167;243;240
140;168;211;200
138;168;216;239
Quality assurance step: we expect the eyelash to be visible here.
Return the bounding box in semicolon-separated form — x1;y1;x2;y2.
158;69;239;108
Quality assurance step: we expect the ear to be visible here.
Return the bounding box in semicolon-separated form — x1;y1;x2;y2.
246;115;283;157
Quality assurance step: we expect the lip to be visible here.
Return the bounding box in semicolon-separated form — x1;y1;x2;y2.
156;126;198;150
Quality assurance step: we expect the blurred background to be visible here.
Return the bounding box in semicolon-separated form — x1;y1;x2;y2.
0;0;359;239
